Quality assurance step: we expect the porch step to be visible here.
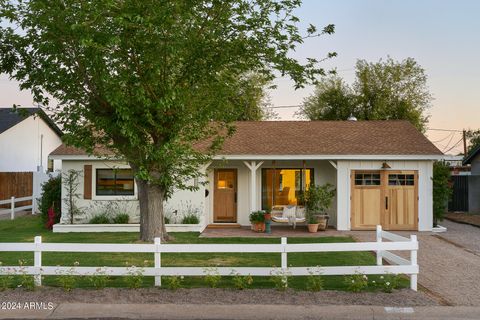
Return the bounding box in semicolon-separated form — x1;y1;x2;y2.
206;223;242;229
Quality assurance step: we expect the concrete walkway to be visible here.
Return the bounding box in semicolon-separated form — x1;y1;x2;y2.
2;303;480;320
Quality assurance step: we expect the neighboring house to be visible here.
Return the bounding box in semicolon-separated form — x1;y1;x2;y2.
463;145;480;213
0;107;63;172
49;120;443;231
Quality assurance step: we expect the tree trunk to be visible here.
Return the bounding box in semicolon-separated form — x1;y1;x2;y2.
138;182;169;242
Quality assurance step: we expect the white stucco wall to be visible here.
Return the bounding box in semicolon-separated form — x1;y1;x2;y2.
336;160;434;231
0;115;62;172
59;160;206;226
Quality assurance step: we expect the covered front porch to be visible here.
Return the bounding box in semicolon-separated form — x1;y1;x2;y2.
205;159;338;229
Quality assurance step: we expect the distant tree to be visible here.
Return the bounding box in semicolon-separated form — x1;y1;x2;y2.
299;57;432;132
297;76;356;120
0;0;335;241
234;74;277;121
466;129;480;154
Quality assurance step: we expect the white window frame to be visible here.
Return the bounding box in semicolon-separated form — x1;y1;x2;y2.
92;163;138;201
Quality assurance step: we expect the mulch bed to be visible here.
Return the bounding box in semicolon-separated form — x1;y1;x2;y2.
445;213;480;228
1;287;439;307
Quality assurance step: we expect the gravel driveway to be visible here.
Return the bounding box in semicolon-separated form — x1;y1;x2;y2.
352;221;480;306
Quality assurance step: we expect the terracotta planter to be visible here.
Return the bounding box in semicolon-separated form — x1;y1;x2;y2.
307;224;319;233
252;222;265;232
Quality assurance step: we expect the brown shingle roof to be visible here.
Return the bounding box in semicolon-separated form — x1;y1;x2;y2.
50;120;442;157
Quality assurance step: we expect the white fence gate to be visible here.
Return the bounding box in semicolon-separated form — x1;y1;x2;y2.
0;225;419;290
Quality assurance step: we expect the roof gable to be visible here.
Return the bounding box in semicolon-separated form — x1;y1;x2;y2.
0;107;62;136
463;144;480;165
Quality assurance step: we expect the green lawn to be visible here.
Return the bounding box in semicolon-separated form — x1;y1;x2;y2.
0;215;407;291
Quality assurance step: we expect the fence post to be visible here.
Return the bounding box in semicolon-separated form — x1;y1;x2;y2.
34;236;42;286
154;237;161;287
10;196;15;220
281;237;287;270
376;225;382;266
410;235;418;291
31;197;36;215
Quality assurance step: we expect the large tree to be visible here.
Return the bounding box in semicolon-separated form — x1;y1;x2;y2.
299;57;432;132
0;0;334;241
233;73;277;121
466;129;480;154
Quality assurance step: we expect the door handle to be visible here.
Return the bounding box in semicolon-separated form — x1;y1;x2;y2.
385;196;388;210
235;192;237;203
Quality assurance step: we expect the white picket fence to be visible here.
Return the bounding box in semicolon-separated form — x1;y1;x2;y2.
0;225;419;290
0;196;35;220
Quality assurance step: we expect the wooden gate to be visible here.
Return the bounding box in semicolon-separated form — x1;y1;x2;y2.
351;170;418;231
0;172;33;208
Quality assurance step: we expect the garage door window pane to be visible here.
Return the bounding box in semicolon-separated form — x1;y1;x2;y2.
355;173;380;185
389;174;415;186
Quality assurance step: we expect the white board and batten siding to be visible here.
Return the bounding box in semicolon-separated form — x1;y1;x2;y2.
336;160;434;231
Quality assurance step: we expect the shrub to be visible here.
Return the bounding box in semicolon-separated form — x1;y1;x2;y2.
270;268;291;291
433;161;452;226
375;274;403;293
89;213;111;224
344;273;368;292
38;175;61;227
88;267;109;289
230;271;253;290
203;267;221;288
164;216;171;224
165;276;184;290
112;213;130;224
306;267;323;291
181;212;200;224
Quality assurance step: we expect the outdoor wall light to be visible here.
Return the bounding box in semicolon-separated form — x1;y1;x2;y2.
381;162;391;169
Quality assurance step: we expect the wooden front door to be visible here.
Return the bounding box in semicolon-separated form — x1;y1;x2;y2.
351;170;418;231
214;169;237;223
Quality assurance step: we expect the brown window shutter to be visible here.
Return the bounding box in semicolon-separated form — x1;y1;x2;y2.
84;165;92;199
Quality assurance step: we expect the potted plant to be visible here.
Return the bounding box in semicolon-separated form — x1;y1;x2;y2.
302;183;336;232
307;214;319;233
249;211;265;232
264;207;272;221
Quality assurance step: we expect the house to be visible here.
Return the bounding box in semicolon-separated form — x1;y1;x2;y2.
463;145;480;213
0;107;63;172
49;120;443;231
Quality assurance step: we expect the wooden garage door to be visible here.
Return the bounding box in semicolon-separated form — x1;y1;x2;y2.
351;170;418;231
385;172;418;230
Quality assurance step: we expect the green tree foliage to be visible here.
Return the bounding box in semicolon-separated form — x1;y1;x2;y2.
432;161;451;226
233;74;277;121
299;57;432;132
38;175;61;225
466;129;480;154
0;0;335;241
299;76;356;121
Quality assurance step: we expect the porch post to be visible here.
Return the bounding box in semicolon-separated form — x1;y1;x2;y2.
243;161;264;213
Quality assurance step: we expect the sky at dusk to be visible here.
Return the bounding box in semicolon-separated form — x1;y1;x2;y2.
1;0;479;154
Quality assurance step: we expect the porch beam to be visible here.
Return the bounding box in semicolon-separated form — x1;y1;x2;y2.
328;160;337;170
243;161;264;212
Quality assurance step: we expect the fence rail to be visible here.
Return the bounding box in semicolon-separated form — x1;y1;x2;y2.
0;196;34;219
0;225;419;290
